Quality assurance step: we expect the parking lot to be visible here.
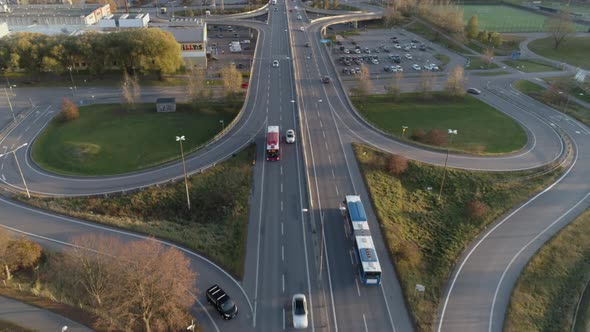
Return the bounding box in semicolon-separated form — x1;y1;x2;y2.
328;27;451;78
206;24;258;75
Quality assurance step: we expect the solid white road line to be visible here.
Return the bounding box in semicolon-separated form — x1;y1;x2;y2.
283;307;286;330
363;314;368;332
355;278;361;297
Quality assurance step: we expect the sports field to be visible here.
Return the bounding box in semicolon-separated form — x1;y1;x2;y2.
462;5;587;32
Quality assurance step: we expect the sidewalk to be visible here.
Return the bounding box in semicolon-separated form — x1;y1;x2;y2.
0;296;93;332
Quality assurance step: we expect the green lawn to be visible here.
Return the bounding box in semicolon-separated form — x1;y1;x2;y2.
434;54;450;68
504;59;560;72
467;56;499;70
543;77;590;103
351;93;527;154
472;70;512;76
514;79;590;128
405;21;471;54
20;144;255;279
528;36;590;70
505;209;590;332
354;144;562;332
461;5;587;32
0;319;35;332
32;102;241;175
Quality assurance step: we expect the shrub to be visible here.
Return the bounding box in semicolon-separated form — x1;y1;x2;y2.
465;200;489;219
411;128;427;142
387;154;409;176
60;98;79;121
426;129;448;146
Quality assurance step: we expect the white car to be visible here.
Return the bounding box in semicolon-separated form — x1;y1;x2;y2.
297;14;302;20
343;48;350;54
405;53;412;60
394;44;401;49
371;58;379;65
412;64;422;71
272;60;279;67
286;129;296;143
410;43;417;48
424;64;433;71
395;65;403;72
292;294;308;329
299;26;305;31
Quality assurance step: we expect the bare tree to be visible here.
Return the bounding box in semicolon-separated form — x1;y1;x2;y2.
60;97;80;121
445;65;466;98
355;64;373;98
545;9;575;50
187;66;206;103
386;154;409;176
1;238;42;281
482;48;494;68
416;71;435;99
387;71;403;99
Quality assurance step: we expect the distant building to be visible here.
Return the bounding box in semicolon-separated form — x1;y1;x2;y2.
0;3;110;27
99;13;149;29
156;98;176;113
157;21;207;69
0;22;8;38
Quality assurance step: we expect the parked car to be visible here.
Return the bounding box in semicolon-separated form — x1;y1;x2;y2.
297;14;302;20
405;53;413;60
292;294;308;329
394;44;401;49
395;65;403;72
467;88;482;95
384;66;393;72
206;285;238;320
343;48;350;54
354;48;361;54
411;43;417;49
299;26;305;31
412;64;422;71
371;58;379;65
419;44;427;51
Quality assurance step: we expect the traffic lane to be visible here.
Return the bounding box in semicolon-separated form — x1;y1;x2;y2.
0;197;254;332
438;141;590;332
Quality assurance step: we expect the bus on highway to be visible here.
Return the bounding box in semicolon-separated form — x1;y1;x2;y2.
354;235;382;285
266;125;280;161
345;195;370;234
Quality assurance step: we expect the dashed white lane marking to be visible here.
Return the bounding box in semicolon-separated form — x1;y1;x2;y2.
281;201;284;211
363;314;368;332
282;273;285;293
322;131;326;138
325;141;328;150
331;169;335;179
24;126;30;132
280;166;283;175
319;121;323;128
281;183;283;193
1;174;5;181
335;185;339;196
355;278;361;296
282;245;284;262
328;155;332;164
283;307;286;330
281;222;284;236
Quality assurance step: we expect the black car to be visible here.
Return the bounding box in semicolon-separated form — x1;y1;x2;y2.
322;76;331;84
206;285;238;320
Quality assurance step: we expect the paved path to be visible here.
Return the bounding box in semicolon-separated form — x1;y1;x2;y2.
0;296;93;332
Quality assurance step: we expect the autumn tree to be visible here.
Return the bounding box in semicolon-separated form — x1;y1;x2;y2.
426;128;448;146
465;15;479;40
221;64;243;97
445;65;466;98
416;70;435;99
121;70;141;108
386;154;409;176
187;66;206;103
542;82;568;105
387;71;403;100
61;97;80;121
465;199;489;219
545;9;575;50
384;5;404;27
482;48;494;68
0;238;42;281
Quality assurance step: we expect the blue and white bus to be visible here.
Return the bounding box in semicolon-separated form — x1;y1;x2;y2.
344;195;382;285
354;235;382;285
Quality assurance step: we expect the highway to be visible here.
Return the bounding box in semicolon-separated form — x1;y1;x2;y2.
1;1;589;332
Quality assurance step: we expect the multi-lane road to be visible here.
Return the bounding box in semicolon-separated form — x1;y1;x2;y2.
1;1;589;331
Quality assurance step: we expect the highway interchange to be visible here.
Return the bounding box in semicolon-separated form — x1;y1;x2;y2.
0;1;589;331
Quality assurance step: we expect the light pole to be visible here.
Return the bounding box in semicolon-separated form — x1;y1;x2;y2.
176;136;191;210
67;66;76;92
401;125;408;139
219;119;225;131
0;143;31;198
438;129;458;200
4;88;15;121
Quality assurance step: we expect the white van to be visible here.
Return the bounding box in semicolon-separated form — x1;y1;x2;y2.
271;0;277;4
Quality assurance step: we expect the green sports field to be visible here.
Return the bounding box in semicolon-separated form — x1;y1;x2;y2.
461;5;587;32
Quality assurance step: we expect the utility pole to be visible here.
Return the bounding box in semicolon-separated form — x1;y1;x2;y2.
438;129;458;200
176;136;191;210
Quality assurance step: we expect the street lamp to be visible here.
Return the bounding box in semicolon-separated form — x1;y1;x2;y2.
175;136;191;210
0;143;31;198
4;88;15;121
219;119;225;131
401;125;408;139
438;129;458;200
67;66;76;92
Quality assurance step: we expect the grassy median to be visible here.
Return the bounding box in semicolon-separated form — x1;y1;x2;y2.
353;144;562;332
528;36;590;70
503;59;559;73
32;102;241;175
20;144;256;279
505;209;590;332
352;93;527;154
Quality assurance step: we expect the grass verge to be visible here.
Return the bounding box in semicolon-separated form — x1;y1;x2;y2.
504;208;590;332
467;56;499;70
32;101;242;175
528;36;590;70
405;21;470;54
19;144;256;279
504;59;559;73
514;80;590;128
472;70;512;76
573;281;590;332
434;54;450;68
351;92;526;154
0;318;35;332
543;77;590;104
353;143;562;332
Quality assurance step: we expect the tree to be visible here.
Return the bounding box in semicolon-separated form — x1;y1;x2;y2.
489;32;503;48
445;65;466;98
426;128;448;146
187;66;206;103
465;15;479;40
387;71;403;100
121;70;141;108
61;97;80;121
1;238;42;281
386;154;409;176
356;64;373;98
545;9;575;50
482;48;494;68
543;82;568;105
221;64;243;97
384;5;404;27
416;71;435;99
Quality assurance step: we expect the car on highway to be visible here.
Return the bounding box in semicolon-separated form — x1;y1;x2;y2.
286;129;296;143
272;60;279;67
412;64;422;71
292;294;308;329
297;14;302;20
322;76;331;84
405;53;412;60
305;42;310;47
419;44;427;51
206;285;238;320
467;88;482;95
299;26;305;31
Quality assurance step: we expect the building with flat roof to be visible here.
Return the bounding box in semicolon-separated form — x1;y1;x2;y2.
157;21;207;69
0;4;110;26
